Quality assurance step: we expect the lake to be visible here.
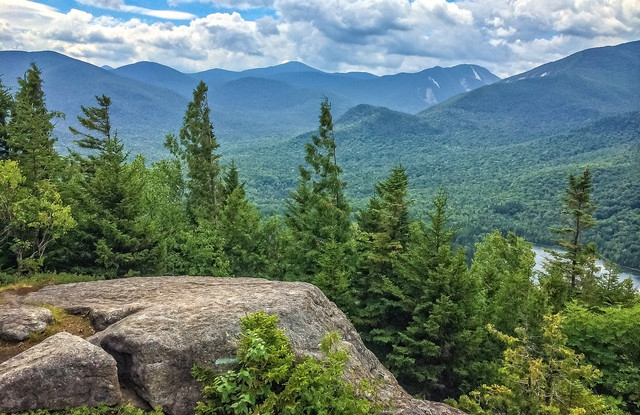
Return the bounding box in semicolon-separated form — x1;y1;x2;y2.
532;245;640;287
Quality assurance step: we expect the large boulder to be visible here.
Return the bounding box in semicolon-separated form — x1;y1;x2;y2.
25;277;464;415
0;331;121;412
0;304;53;341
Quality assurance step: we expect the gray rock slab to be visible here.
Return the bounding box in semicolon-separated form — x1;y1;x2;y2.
0;304;53;342
0;331;121;412
25;276;464;415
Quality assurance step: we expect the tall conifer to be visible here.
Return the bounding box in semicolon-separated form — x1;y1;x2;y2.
7;63;61;185
165;81;222;223
69;94;112;174
389;189;484;399
0;77;13;160
355;165;413;359
285;98;354;311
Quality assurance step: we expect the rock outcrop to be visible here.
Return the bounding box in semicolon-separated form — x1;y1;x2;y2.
0;304;53;341
0;331;121;412
22;277;463;415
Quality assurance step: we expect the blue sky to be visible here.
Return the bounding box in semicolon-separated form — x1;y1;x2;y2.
1;0;638;77
42;0;277;22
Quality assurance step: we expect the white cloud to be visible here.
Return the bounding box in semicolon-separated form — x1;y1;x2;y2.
167;0;275;9
76;0;196;20
0;0;638;77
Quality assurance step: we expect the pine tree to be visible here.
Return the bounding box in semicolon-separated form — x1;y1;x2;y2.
285;98;354;311
165;81;223;223
7;63;61;185
0;77;13;160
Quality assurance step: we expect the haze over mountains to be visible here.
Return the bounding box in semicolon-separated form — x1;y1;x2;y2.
0;51;497;153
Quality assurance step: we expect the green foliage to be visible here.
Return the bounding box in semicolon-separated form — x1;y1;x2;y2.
541;168;637;311
471;230;544;336
451;314;626;415
284;99;355;311
387;189;486;399
549;167;597;291
0;160;75;274
192;311;383;415
8;403;163;415
0;76;13;161
6;63;61;185
564;304;640;414
69;94;112;174
165;81;223;223
354;165;412;365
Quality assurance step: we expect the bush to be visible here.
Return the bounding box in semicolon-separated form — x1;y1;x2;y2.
192;311;384;414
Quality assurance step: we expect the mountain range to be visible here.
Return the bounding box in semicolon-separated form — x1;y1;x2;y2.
221;41;640;269
0;41;638;269
0;51;498;154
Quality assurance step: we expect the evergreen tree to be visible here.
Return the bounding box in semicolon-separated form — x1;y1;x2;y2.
165;81;223;223
285;98;353;311
52;95;158;277
7;63;61;185
354;165;413;360
471;231;543;335
69;94;111;174
223;160;243;200
90;138;157;277
388;188;485;399
550;167;597;289
0;77;13;160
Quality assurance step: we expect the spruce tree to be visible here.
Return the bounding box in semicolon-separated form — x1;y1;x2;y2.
471;230;543;336
223;160;243;200
543;167;599;309
553;167;597;289
69;94;112;174
53;95;158;277
285;98;354;311
0;77;13;160
165;81;223;223
7;63;61;185
89;135;155;277
354;165;413;360
388;189;484;399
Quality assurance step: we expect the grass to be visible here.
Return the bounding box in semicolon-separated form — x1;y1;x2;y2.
0;272;103;296
0;304;95;364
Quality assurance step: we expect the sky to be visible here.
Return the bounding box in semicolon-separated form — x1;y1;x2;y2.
0;0;638;77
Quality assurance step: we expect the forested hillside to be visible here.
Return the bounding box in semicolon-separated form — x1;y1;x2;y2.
222;41;640;269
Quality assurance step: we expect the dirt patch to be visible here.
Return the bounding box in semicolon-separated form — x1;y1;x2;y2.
0;306;95;364
0;286;43;306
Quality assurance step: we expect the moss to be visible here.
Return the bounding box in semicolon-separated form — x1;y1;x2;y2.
0;304;94;364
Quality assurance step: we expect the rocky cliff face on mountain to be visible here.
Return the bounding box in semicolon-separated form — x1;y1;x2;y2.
0;277;463;415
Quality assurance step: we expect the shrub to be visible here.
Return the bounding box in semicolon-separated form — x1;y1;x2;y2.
192;311;384;414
